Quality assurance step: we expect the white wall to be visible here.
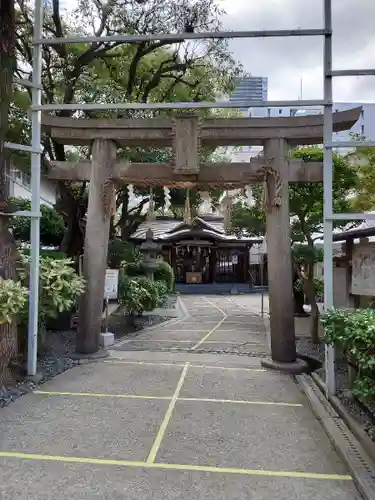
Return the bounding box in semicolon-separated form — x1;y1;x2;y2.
8;169;57;207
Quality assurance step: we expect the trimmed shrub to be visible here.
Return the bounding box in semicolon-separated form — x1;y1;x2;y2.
119;275;168;316
0;278;28;325
107;239;140;269
154;260;175;291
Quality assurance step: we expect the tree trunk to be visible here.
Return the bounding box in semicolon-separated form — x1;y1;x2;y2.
305;270;320;344
59;214;85;257
118;189;147;241
293;285;306;315
292;267;307;316
0;0;18;385
57;184;86;257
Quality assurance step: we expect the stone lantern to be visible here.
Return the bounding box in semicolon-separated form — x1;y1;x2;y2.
140;229;161;281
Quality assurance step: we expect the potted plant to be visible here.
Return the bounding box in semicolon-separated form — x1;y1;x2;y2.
17;254;86;356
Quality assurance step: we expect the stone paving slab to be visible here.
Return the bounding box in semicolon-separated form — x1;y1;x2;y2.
175;319;220;326
32;361;184;396
156;401;350;475
107;351;267;368
0;295;361;500
0;396;167;461
112;295;270;357
206;331;267;343
0;459;359;500
116;341;198;350
180;366;306;403
120;329;209;342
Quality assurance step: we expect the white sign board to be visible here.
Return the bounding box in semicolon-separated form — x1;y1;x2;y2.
104;269;119;300
351;242;375;296
232;255;238;265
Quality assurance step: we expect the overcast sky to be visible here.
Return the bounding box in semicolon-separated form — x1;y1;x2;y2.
60;0;375;103
221;0;375;102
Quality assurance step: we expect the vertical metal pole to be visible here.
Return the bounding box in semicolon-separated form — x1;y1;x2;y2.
105;296;109;333
27;0;43;376
323;0;336;397
260;254;264;317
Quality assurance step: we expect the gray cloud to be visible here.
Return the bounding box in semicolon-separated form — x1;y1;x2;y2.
222;0;375;102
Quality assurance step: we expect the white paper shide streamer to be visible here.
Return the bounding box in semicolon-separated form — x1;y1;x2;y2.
146;188;155;221
127;184;134;199
163;186;171;213
245;185;254;206
200;191;212;214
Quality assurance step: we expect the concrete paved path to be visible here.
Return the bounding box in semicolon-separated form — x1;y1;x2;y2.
112;295;271;357
0;296;360;499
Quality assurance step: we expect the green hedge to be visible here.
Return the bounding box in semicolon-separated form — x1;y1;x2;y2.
21;249;67;260
321;308;375;404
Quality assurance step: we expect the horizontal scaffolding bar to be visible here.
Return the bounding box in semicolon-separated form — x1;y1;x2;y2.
33;99;327;112
35;29;329;46
13;77;43;90
326;213;375;221
327;140;375;148
0;211;41;218
329;69;375;77
4;141;42;154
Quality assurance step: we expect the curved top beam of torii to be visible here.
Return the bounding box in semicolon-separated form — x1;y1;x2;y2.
42;107;361;147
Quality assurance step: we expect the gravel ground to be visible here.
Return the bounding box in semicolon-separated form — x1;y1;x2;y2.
296;337;375;442
106;309;169;340
296;337;325;363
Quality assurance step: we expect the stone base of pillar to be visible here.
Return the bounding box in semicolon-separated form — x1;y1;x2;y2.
261;358;309;374
70;349;109;361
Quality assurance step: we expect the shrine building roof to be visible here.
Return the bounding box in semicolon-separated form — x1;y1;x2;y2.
130;216;262;243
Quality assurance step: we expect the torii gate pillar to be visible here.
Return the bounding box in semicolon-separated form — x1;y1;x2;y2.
260;138;307;373
76;139;116;356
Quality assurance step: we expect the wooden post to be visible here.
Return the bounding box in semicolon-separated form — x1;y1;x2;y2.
244;245;250;283
76;139;116;355
211;247;217;283
260;139;303;372
345;237;354;308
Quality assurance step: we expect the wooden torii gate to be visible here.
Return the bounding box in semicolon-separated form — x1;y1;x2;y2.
43;107;361;372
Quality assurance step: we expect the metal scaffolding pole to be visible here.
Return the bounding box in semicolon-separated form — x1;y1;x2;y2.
32;99;327;112
36;28;328;45
27;0;44;376
323;0;335;398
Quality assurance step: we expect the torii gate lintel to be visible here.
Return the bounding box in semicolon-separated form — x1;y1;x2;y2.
43;109;360;372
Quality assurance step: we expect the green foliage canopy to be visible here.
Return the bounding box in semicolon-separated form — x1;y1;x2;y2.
10;197;66;247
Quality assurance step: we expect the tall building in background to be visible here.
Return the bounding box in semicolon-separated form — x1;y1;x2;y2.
229;74;268;111
225;74;268;161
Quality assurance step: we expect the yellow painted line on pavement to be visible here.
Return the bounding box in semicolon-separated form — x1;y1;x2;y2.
33;391;302;407
158;330;210;333
146;363;190;464
120;339;196;343
105;360;182;368
189;364;265;372
191;316;228;350
191;297;229;350
0;451;352;481
230;299;247;309
105;360;266;372
119;339;250;345
202;297;227;316
179;398;303;407
34;390;171;400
